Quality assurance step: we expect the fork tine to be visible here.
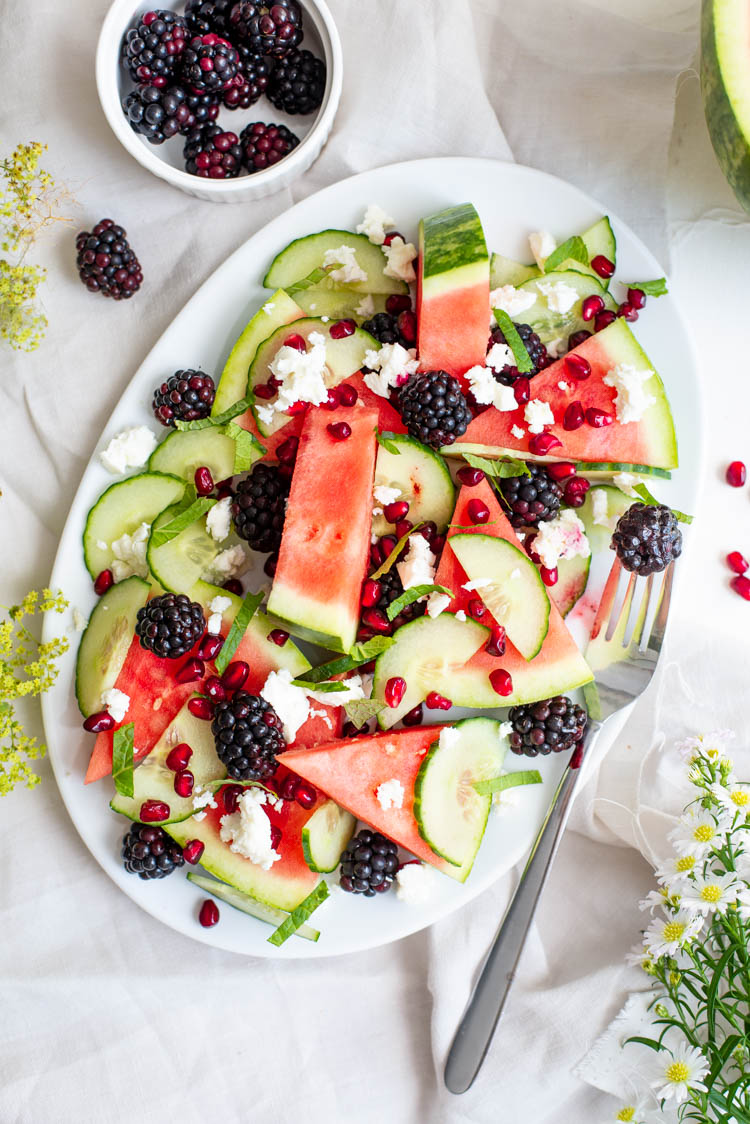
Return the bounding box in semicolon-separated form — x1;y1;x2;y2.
629;573;653;650
645;562;674;655
590;557;622;641
605;570;636;643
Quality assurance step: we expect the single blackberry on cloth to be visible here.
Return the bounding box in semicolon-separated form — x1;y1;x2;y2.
122;10;188;86
488;321;551;385
508;696;587;757
122;823;185;879
135;594;205;659
185;0;234;37
183;124;243;178
222;47;271;109
152;370;216;426
339;829;399;896
611;502;682;576
267;48;325;114
122;85;193;144
495;463;562;529
229;0;303;57
239;121;299;171
180;33;239;93
211;691;284;779
398;371;472;450
232;462;289;553
75;219;143;300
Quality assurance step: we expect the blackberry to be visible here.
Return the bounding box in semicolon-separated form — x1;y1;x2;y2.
122;84;193;144
122;823;185;879
152;369;216;426
185;0;233;37
267;48;325;115
222;48;271;109
508;696;587;757
232;463;289;553
369;565;423;624
339;829;399;896
122;10;188;87
398;371;472;450
184;124;244;178
240;121;299;171
187;89;221;126
611;503;682;576
135;593;205;659
211;691;284;780
361;311;412;349
181;33;239;93
229;0;303;58
488;322;551;385
495;463;562;529
75;219;143;300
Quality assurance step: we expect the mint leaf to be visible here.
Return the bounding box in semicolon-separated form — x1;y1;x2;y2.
176;397;250;431
225;420;265;473
491;310;534;374
296;637;394;683
291;679;348;693
375;429;402;455
626;278;668;297
542;235;589;273
287;265;333;295
464;452;530;479
112;723;135;798
447;520;501;530
149;498;216;549
267;881;329;946
369;523;423;582
633;483;693;525
215;590;264;675
473;769;542;796
386;584;453;622
343;698;385;728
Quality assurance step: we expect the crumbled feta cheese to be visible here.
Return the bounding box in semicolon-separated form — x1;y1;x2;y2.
266;333;330;417
536;279;578;314
100;426;158;476
309;706;334;730
511;424;526;440
464;364;517;412
395;862;437;904
376;778;405;811
547;337;566;358
262;301;275;313
490;285;537;318
206;496;232;542
110;522;151;581
363;342;419;398
613;471;640;497
396;534;436;590
255;403;275;427
426;591;451;618
383;236;417;283
101;687;130;723
321;316;330;323
192;785;218;822
202;544;249;584
499;721;514;740
455;610;467;622
557;381;572;392
463;578;492;592
603;363;656;424
486;342;515;372
529;230;556;269
220;787;281;870
72;607;86;632
207;613;222;635
439;726;460;751
356;203;395;246
524;399;555;434
533;509;591;570
355;294;375;318
260;668;310;742
207;594;231;635
372;506;383;518
591;488;609;528
373;484;402;506
322;244;368;284
307;675;365;707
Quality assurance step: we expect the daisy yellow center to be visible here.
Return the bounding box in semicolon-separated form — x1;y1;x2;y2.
693;824;714;842
731;791;749;807
676;855;695;872
616;1110;636;1122
701;884;722;903
666;1061;690;1083
663;921;685;942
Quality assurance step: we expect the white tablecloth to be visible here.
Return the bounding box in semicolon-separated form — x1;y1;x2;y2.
3;0;748;1120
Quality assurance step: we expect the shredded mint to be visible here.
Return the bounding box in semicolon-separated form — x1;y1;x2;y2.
464;452;530;479
149;498;216;549
343;698;386;728
633;483;693;525
286;265;334;295
296;637;394;683
542;235;589;274
112;723;135;798
176;397;251;431
473;769;542;796
447;520;501;530
492;310;534;374
291;679;348;693
225;420;265;473
375;429;402;455
267;881;329;946
215;590;264;675
625;278;668;297
386;584;453;622
369;523;423;582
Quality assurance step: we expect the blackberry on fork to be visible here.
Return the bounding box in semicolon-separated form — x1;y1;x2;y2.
611;503;682;576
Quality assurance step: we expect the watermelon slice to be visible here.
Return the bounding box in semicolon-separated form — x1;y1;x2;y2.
267;405;378;652
701;0;750;214
447;318;678;470
417;203;490;380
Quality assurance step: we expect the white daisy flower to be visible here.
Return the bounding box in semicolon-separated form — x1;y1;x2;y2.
710;781;750;817
669;808;732;857
656;852;699;888
680;870;742;916
607;1097;654;1123
639;888;675;914
675;728;734;763
643;908;704;960
648;1039;709;1105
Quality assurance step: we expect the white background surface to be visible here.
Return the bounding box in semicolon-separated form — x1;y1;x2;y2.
3;0;750;1121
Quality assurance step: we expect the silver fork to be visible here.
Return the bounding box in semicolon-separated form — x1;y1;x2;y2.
444;557;675;1095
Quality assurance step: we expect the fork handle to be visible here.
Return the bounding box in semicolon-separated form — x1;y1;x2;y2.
443;720;601;1095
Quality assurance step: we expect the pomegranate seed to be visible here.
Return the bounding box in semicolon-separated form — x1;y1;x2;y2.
284;333;307;351
618;302;639;322
513;377;531;405
188;696;213;720
222;578;243;596
457;466;485;486
323;387;340;410
338;383;358;407
585;407;614;428
140;799;170;823
329;318;356;339
279;774;300;800
432;533;446;554
468;598;487;622
361;579;382;608
218;661;248;693
276;435;299;465
254;383;274;400
342;721;362;737
581;295;604;321
199;900;220;927
563;477;590;507
731;575;750;601
467;498;490;524
380;535;398;556
489;669;513;697
369;542;384;568
594;310;617;332
386;294;412;315
563;402;585;431
401;704;423;727
384;676;407;708
174;769;195;798
296;782;317;809
286;400;310;416
570;743;584;770
564;354;591;381
726;461;747;487
418;521;437;543
383;231;403;245
197;634;223;661
529;432;562;456
540;566;558;586
568;329;591;349
166;743;193;772
727;551;749;575
362;607;391;634
395;519;413;538
627;287;646;309
591;254;615;279
425;691;452;710
264;553;278;578
94;569;114;596
269;824;282;850
176;657;205;683
384;500;410;523
486;625;506;657
204;676;227;703
83;710;114;733
222;785;243;814
397;309;417;344
216;476;234;500
546;461;576;481
327;422;351;441
183;839;205;865
194;466;214;496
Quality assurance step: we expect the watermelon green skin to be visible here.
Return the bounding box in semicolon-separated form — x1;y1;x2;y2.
417;203;490;379
446;318;678;470
701;0;750;214
268;406;379;653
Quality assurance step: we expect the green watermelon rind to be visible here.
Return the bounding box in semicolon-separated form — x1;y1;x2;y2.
701;0;750;214
420;203;489;283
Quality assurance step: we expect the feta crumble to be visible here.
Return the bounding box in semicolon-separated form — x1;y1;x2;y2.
529;230;556;269
511;424;526;440
536;279;578;314
396;862;437;904
261;668;311;742
373;484;402;507
613;471;640;497
309;706;334;731
455;610;467;622
464;364;517;412
490;285;537;319
355;294;375;318
220;787;281;870
498;721;514;740
426;591;451;618
363;342;419;398
376;778;405;811
533;509;591;570
383;236;417;283
110;522;150;581
557;381;572;393
322;244;368;284
356;203;395;246
202;544;249;584
602;362;656;424
524;399;554;434
101;687;130;723
100;426;158;476
266;331;330;417
206;496;232;542
192;785;218;821
396;534;436;590
591;488;610;529
206;594;231;637
439;726;460;751
486;342;515;372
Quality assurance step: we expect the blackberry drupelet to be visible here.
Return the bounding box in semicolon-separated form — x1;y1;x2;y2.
211;691;284;780
495;463;562;529
361;311;412;349
368;565;423;624
181;33;239;93
339;829;399;896
185;0;234;36
122;85;193;144
398;371;472;450
239;121;299;171
122;823;186;879
152;370;216;426
488;321;551;385
267;48;325;114
232;463;289;552
187;89;221;126
611;503;682;576
183;124;244;178
508;696;587;757
222;47;271;109
135;594;205;659
122;10;188;86
229;0;303;58
75;220;143;300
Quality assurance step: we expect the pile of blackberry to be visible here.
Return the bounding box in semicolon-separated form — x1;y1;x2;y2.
398;371;472;450
339;830;399;896
135;593;205;659
152;369;216;425
122;823;185;879
75;220;143;300
495;463;562;529
211;691;284;779
488;321;551;385
232;462;289;553
611;503;682;576
507;697;587;757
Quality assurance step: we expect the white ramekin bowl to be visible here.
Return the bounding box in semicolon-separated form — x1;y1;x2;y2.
96;0;342;202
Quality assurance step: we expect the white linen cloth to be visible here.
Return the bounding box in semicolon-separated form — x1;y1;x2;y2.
1;0;737;1120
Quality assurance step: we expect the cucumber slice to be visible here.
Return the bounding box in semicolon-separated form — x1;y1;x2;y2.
83;472;186;579
579;485;633;554
213;289;303;416
264;229;408;296
148;426;239;483
110;699;225;823
372;434;455;538
550;553;590;618
414;717;507;869
186;872;320;941
293;289;388;320
576;462;671;481
581;217;616;283
147;503;219;595
514;270;617;345
75;576;150;716
489;252;539;289
449;533;550;660
301;799;356;873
